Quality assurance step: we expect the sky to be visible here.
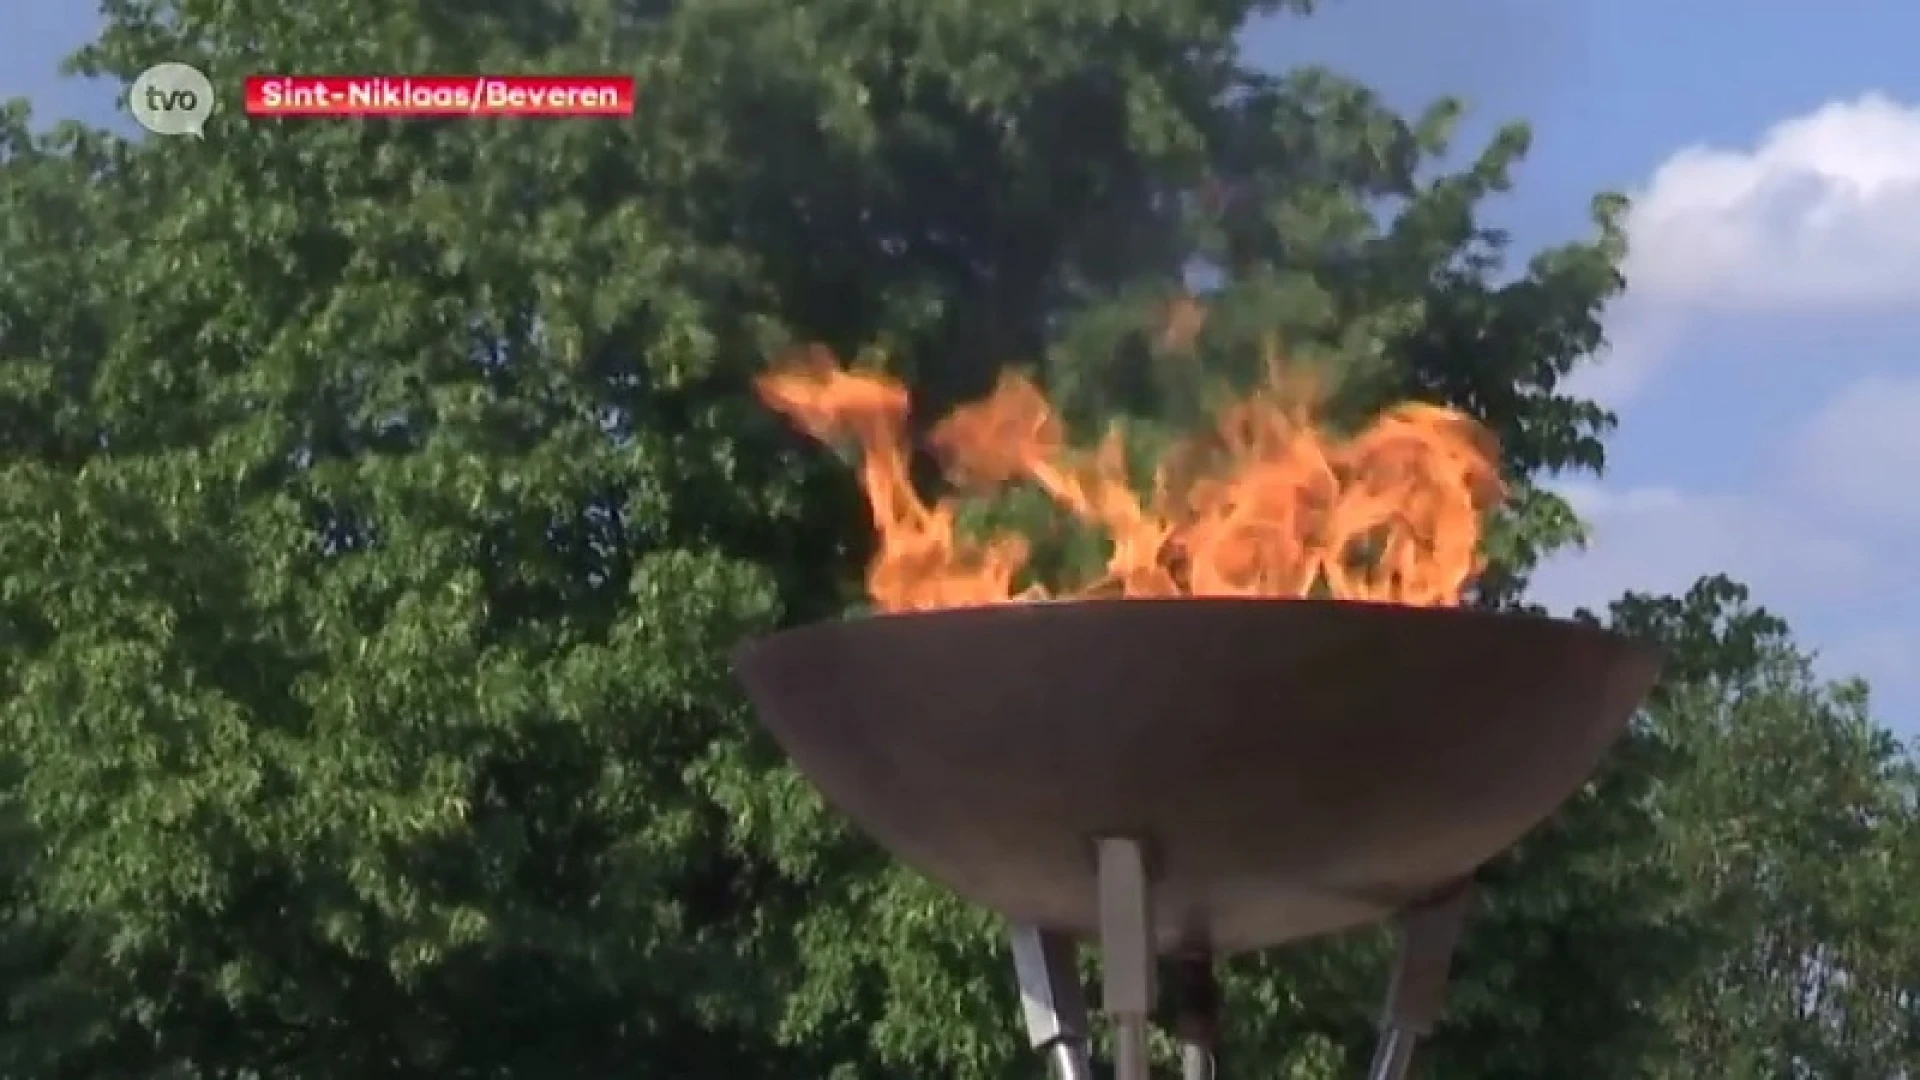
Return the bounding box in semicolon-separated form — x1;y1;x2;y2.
5;1;1917;735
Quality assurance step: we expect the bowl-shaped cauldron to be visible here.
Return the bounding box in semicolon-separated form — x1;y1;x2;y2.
735;597;1659;953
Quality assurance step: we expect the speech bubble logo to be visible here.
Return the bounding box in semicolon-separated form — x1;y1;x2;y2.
129;62;214;138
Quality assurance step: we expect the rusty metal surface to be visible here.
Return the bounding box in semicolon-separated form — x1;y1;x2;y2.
733;598;1660;954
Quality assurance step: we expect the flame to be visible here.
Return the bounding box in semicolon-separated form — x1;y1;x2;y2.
755;338;1505;613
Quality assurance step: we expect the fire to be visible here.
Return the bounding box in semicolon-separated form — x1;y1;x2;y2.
755;340;1505;612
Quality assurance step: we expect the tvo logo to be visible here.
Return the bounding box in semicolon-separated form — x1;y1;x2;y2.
129;62;214;137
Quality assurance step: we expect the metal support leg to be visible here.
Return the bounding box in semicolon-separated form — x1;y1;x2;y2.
1366;882;1474;1080
1172;951;1219;1080
1096;837;1155;1080
1011;925;1093;1080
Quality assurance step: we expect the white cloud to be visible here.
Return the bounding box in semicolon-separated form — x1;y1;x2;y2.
1533;468;1919;727
1625;94;1920;311
1790;372;1920;526
1573;94;1920;407
1531;479;1876;616
1539;366;1918;615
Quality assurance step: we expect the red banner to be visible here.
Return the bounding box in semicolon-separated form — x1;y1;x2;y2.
243;75;635;117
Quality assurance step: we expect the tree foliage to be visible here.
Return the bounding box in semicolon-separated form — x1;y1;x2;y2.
0;0;1913;1077
1608;578;1920;1076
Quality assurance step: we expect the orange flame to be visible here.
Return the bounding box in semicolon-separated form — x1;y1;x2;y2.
755;340;1505;612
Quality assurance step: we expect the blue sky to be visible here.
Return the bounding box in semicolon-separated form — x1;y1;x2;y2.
7;1;1917;734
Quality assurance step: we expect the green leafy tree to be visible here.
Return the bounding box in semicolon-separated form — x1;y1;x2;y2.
3;3;863;1074
1608;578;1920;1076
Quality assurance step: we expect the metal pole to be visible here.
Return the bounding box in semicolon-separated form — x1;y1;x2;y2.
1010;925;1093;1080
1172;951;1219;1080
1096;837;1155;1080
1365;881;1475;1080
1365;1027;1412;1080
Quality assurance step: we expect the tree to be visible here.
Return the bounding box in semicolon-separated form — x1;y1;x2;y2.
0;0;1873;1077
4;2;858;1073
1607;578;1920;1076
